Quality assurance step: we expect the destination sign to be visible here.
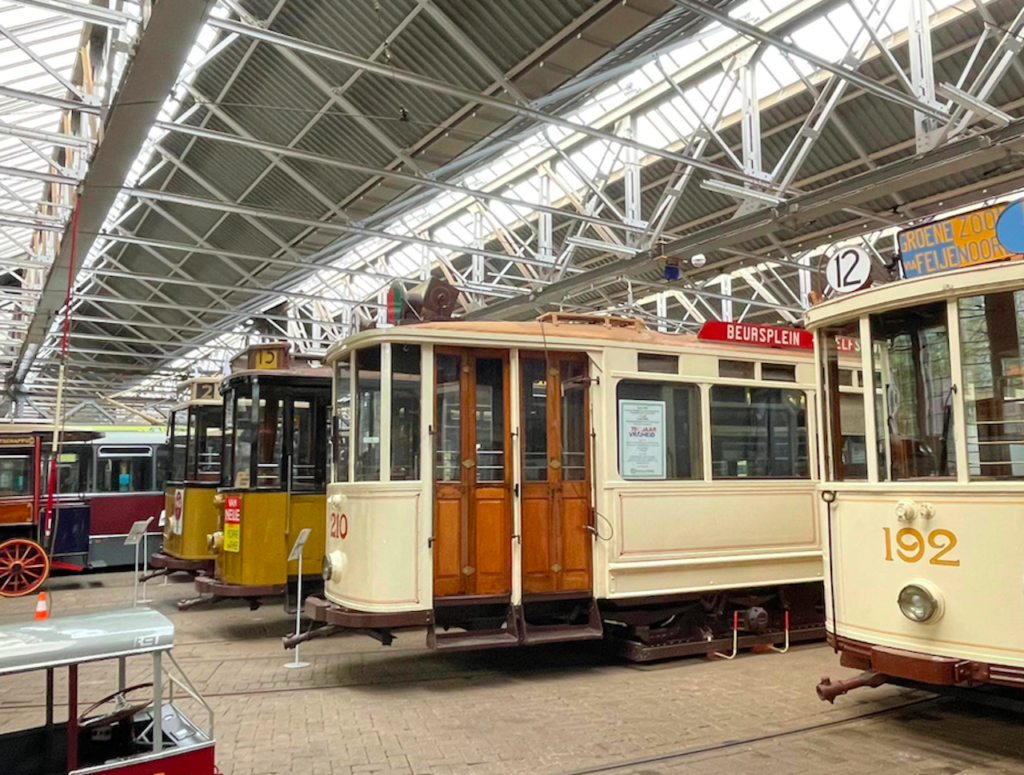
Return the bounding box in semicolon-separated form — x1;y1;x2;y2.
898;202;1024;278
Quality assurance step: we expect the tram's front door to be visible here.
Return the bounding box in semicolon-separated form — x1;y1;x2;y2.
520;352;592;595
433;349;512;598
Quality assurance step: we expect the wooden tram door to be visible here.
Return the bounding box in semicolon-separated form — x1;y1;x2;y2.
433;349;513;598
520;352;592;595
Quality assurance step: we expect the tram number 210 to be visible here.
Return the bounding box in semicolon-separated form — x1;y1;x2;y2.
882;527;959;566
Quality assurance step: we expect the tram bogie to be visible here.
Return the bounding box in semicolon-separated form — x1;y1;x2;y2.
297;314;827;657
808;217;1024;698
189;343;330;610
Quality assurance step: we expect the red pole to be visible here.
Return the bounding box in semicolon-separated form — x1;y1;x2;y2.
43;200;81;538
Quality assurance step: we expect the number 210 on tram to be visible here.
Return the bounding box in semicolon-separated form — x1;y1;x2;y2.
293;314;826;658
811;203;1024;700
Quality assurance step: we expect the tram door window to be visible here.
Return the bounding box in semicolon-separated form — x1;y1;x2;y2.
0;454;32;497
171;408;187;482
871;302;955;480
432;348;512;598
355;346;382;482
291;399;322;492
257;397;284;488
520;353;592;595
391;344;421;481
156;446;171;490
959;290;1024;478
191;406;222;483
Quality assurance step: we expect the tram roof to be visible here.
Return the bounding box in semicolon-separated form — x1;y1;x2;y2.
326;316;815;363
0;608;173;677
805;259;1024;330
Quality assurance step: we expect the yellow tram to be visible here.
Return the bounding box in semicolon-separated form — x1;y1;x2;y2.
148;378;222;578
809;202;1024;699
187;343;330;609
293;313;826;658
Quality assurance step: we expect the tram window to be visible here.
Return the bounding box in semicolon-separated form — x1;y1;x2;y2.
98;454;153;493
521;358;548;482
334;356;350;483
476;357;505;483
391;345;421;481
616;381;701;480
233;397;254;489
959;291;1024;479
291;399;320;492
710;387;808;479
820;324;868;481
222;394;235;487
638;353;678;374
155;446;171;490
0;454;32;496
41;445;93;494
192;405;222;483
872;302;955;480
170;408;187;482
355;346;382;481
562;359;587;481
719;360;755;379
257;397;284;488
435;353;461;483
762;363;796;382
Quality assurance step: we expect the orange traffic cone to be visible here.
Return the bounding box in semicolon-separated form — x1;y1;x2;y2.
34;591;49;620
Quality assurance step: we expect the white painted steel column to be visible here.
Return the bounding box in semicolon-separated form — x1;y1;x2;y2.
909;0;939;152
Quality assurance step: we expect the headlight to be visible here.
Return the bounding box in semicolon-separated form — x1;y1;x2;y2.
321;554;333;582
898;583;938;622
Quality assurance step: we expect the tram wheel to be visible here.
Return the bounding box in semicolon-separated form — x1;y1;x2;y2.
0;538;49;597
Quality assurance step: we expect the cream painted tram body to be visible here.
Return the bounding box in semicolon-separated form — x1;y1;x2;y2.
809;259;1024;699
299;315;826;658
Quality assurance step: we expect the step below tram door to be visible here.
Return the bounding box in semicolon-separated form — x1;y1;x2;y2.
518;352;602;643
431;348;516;648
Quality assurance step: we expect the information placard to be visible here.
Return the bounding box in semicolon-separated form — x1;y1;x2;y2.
172;488;184;535
224;495;241;553
618;400;666;480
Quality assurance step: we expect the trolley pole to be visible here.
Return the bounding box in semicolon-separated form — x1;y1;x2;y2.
284;528;311;670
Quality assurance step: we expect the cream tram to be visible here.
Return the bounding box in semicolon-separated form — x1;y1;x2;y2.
185;343;330;610
294;313;826;658
147;378;222;579
810;202;1024;699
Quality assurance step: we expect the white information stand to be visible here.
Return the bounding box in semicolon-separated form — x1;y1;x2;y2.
284;528;312;670
125;517;154;607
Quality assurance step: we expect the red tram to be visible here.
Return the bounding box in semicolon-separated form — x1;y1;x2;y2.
0;426;167;596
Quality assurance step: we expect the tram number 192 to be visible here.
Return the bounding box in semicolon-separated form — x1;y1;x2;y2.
883;527;959;566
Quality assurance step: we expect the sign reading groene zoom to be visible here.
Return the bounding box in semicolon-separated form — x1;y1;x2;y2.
899;200;1024;278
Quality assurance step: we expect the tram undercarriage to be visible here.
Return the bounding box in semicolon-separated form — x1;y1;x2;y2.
290;582;824;661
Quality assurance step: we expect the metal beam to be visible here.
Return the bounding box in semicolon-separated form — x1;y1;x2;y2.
207;16;768;188
7;0;136;28
669;0;948;122
11;0;217;387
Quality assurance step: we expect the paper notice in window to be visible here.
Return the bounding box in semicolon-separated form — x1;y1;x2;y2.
618;399;667;480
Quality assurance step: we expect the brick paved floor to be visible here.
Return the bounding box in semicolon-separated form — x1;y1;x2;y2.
1;571;1021;775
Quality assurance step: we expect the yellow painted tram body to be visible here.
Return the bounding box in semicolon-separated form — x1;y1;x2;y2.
152;378;223;576
197;343;330;603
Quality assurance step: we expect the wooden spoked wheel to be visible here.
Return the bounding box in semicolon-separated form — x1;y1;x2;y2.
0;538;49;597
